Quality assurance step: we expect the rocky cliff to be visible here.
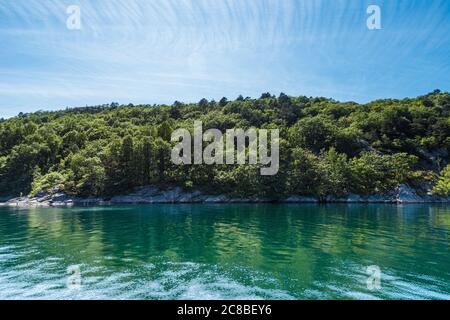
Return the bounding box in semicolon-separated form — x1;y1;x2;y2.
1;184;449;208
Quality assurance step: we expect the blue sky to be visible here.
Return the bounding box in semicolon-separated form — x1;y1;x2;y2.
0;0;449;118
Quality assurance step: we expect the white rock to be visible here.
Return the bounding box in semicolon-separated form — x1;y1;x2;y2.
204;195;229;203
346;194;366;203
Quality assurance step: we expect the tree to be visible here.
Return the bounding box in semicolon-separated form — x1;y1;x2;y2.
0;91;448;199
31;170;67;196
154;138;171;181
199;98;209;109
433;165;450;196
140;137;153;185
157;121;173;142
67;154;106;196
319;148;352;197
288;148;324;196
219;97;228;107
120;135;136;189
289;117;336;152
349;152;417;195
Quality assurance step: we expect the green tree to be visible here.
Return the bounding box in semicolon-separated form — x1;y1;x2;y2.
120;135;136;189
67;155;106;196
0;91;448;199
31;170;67;196
433;165;450;196
288;148;324;196
319;148;352;197
157;121;173;142
289;117;336;152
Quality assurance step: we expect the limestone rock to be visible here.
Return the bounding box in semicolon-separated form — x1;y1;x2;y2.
395;184;425;203
284;195;318;203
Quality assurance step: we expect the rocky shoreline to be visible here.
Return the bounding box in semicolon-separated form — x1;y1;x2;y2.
0;184;449;208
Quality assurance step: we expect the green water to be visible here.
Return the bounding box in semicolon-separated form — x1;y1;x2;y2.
0;204;449;300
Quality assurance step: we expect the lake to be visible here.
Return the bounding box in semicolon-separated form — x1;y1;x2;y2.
0;204;449;300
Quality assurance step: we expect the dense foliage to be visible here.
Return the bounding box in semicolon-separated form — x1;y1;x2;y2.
1;90;449;199
433;165;450;196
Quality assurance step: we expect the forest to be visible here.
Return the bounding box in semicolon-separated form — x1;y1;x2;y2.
0;90;449;200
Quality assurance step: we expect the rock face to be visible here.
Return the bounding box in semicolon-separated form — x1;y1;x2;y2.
0;192;111;208
285;195;318;203
346;194;366;203
110;187;222;204
203;195;230;203
395;184;425;203
1;184;449;208
366;194;392;203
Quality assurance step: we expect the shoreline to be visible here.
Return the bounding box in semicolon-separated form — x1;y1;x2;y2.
2;200;450;209
1;185;449;208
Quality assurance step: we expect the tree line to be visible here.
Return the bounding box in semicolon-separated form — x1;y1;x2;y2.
0;90;449;199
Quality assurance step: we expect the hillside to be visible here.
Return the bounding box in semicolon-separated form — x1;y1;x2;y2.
1;91;449;200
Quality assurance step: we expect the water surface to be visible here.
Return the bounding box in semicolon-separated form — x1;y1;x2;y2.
0;204;449;299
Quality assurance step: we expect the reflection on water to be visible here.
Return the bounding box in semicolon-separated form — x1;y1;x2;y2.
0;204;449;299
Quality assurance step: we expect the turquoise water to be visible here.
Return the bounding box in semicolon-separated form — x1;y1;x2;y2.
0;204;449;300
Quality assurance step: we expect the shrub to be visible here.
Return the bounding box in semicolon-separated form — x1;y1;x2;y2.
433;165;450;196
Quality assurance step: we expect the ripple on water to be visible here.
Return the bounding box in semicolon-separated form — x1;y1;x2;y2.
0;259;294;300
0;204;449;300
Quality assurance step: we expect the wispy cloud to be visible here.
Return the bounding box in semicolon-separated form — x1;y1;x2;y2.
0;0;449;118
